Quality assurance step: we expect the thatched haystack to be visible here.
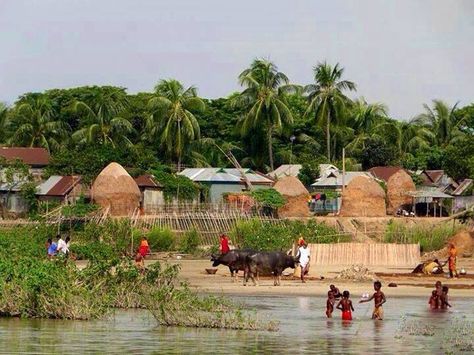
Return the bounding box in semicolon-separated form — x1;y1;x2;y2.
273;176;310;218
386;170;415;215
91;162;141;216
340;176;386;217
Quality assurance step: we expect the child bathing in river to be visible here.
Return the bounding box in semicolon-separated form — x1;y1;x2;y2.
336;290;354;321
359;281;386;320
440;286;452;309
326;291;336;318
429;290;438;309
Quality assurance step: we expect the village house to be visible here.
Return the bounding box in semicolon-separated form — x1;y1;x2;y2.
36;175;84;204
0;147;50;180
268;164;302;179
134;174;164;212
179;168;273;203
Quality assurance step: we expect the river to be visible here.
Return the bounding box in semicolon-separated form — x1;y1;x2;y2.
0;295;472;354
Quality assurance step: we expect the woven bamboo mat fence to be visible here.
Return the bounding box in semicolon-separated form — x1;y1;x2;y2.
132;211;282;245
309;243;420;267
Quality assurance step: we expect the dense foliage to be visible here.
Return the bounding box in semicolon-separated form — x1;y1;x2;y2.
250;188;286;209
231;219;348;251
0;60;473;183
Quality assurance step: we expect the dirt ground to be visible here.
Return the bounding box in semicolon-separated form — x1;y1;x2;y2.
153;256;474;298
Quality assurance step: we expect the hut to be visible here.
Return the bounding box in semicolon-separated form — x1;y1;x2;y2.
91;162;141;216
339;176;386;217
273;176;310;218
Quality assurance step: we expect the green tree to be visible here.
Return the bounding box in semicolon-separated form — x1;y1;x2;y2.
7;97;69;152
415;100;465;147
304;62;356;161
236;59;295;171
72;98;133;147
0;102;8;143
360;137;399;170
443;137;474;180
147;79;205;171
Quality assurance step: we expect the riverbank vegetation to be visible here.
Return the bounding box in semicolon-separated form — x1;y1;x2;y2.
231;219;347;251
0;225;277;330
1;59;473;182
384;221;463;252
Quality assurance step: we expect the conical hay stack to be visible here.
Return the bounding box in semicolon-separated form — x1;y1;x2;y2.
274;176;310;217
91;162;141;216
386;169;415;215
340;176;386;217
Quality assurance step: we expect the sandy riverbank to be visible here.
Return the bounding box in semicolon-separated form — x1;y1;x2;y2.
160;258;474;298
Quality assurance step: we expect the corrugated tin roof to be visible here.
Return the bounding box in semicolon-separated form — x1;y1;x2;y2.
0;180;30;192
0;147;50;166
135;174;163;188
311;171;372;187
407;188;453;199
268;164;302;178
452;179;473;196
36;175;81;196
369;166;404;182
179;168;273;185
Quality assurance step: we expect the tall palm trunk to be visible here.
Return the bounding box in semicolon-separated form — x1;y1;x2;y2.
267;126;274;171
326;111;331;161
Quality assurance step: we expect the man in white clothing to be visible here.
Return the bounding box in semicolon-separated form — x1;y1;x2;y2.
297;243;310;283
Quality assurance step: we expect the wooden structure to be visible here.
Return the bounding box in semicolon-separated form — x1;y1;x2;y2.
308;243;420;267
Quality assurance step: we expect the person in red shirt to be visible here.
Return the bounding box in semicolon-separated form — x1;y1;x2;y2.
219;234;230;254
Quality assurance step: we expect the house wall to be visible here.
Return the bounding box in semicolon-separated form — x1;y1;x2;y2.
143;189;165;211
454;196;474;212
0;193;28;214
208;183;271;203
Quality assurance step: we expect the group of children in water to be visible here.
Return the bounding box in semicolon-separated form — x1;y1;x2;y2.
429;281;452;309
326;279;453;321
326;281;386;321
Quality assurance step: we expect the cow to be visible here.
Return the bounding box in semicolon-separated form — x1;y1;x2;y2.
245;251;299;286
210;250;255;283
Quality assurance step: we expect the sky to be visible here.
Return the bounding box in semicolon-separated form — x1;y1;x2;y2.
1;0;473;119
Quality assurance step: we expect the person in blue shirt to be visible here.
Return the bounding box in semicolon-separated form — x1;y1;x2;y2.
46;238;57;258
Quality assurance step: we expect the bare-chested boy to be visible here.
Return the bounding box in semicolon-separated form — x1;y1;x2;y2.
336;290;354;321
326;291;336;318
435;281;443;308
329;284;342;299
359;281;386;320
440;286;452;309
429;290;438;309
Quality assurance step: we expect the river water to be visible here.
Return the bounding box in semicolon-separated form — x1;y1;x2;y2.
0;296;472;354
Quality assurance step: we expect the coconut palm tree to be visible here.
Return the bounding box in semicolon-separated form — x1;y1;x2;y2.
414;100;464;147
345;99;388;153
147;79;205;171
236;59;294;171
7;97;69;152
72;99;133;147
304;62;356;161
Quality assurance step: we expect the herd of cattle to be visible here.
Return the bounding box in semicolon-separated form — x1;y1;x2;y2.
210;250;300;286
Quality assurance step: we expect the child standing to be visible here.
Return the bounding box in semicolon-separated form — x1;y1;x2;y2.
336;290;354;321
428;290;438;309
435;281;443;308
440;286;452;309
359;281;386;320
447;243;458;278
326;291;336;318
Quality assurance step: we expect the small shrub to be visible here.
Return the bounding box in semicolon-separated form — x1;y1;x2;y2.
147;227;175;251
179;229;201;254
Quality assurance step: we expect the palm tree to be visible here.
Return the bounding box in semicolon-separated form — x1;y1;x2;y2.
374;119;433;156
304;62;356;161
72;99;133;147
147;79;205;171
345;99;388;152
236;59;294;171
7;97;69;152
414;100;464;146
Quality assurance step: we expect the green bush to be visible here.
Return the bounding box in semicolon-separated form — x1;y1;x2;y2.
231;219;345;251
179;229;200;254
250;188;286;209
384;221;462;252
147;227;175;251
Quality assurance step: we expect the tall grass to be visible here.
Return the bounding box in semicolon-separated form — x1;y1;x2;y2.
384;221;462;252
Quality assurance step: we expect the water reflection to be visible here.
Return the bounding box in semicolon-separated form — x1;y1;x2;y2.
0;296;472;354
